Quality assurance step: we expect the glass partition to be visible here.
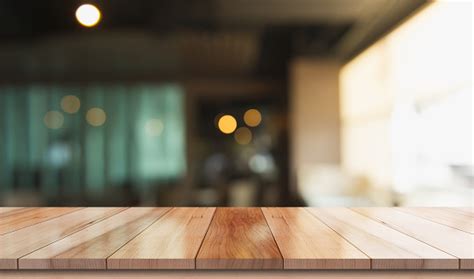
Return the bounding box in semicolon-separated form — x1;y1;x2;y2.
0;84;186;205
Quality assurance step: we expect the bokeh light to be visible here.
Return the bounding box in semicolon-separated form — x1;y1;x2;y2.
234;127;252;145
75;4;101;27
217;114;237;134
145;118;164;137
60;95;81;114
43;111;64;129
243;108;262;127
86;107;106;127
249;153;275;174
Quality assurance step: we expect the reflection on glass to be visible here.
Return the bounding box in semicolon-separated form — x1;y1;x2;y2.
0;84;186;204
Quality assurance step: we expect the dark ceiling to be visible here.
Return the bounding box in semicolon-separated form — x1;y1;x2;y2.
0;0;426;80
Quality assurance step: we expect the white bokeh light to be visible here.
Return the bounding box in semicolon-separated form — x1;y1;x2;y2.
75;4;101;27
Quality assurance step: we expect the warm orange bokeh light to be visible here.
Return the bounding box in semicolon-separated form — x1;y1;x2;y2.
86;107;106;127
218;115;237;134
61;95;81;114
243;109;262;127
234;127;252;145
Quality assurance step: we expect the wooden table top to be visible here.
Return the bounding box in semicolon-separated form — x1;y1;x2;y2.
0;207;472;270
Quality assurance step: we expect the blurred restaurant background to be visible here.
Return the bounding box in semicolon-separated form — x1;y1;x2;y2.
0;0;472;207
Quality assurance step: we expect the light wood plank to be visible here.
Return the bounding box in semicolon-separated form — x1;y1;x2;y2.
353;207;474;269
457;207;474;214
262;207;369;269
307;208;458;269
1;207;472;271
19;207;170;269
0;208;37;219
0;207;125;269
0;207;81;235
108;207;215;269
447;207;474;218
197;208;282;269
397;207;474;234
0;208;26;215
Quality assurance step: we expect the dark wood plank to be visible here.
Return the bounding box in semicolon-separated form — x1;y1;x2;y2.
196;208;282;269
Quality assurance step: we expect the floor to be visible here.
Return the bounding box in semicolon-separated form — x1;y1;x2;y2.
0;207;472;272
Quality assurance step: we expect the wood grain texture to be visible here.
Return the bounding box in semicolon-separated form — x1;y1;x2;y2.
262;207;369;269
307;208;458;269
108;207;215;269
196;208;282;269
0;208;28;215
1;270;474;279
0;208;41;221
0;207;81;235
0;207;125;269
0;207;473;271
353;207;474;269
396;207;474;234
447;207;474;218
19;208;170;269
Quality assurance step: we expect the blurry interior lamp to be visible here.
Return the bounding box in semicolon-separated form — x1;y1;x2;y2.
145;118;164;137
60;95;81;114
86;107;106;127
75;4;101;27
234;127;252;145
217;114;237;134
243;108;262;127
43;111;64;129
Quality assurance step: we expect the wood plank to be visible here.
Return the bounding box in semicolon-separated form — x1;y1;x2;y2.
0;270;473;279
353;207;474;269
457;207;474;214
447;207;474;218
196;208;282;269
307;208;458;269
0;207;81;235
262;207;369;269
0;207;125;269
0;208;26;215
19;207;170;269
1;207;472;271
0;208;36;218
108;207;215;269
396;207;474;234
